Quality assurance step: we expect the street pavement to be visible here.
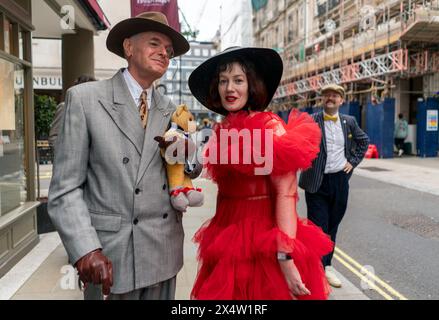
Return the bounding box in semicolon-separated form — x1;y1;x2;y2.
1;155;438;300
328;174;439;300
355;156;439;197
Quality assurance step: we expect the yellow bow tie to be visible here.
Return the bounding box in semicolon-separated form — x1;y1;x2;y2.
324;114;338;122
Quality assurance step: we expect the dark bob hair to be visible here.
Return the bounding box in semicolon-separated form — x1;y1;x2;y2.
206;57;268;113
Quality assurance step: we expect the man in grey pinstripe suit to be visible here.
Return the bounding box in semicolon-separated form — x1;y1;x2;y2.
48;12;192;300
299;84;369;288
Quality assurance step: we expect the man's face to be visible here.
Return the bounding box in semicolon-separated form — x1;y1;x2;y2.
323;90;344;112
124;31;174;80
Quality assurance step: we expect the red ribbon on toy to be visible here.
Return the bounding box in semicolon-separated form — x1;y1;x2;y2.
170;187;202;197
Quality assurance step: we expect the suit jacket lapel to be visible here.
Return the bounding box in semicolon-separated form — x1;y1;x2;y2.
136;88;172;185
340;114;348;151
98;70;144;155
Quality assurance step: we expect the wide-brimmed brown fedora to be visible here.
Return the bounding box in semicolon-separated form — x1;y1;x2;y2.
106;11;189;59
188;47;283;115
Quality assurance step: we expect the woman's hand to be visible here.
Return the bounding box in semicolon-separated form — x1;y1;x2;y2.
279;259;311;297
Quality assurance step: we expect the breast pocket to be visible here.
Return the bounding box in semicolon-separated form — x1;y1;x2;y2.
347;129;354;152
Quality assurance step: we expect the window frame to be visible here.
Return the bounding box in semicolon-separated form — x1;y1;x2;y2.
0;6;35;203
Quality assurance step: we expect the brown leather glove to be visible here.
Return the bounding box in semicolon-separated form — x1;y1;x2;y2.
75;249;113;296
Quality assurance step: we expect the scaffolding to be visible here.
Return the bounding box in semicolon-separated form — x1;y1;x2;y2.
275;0;439;102
275;49;408;97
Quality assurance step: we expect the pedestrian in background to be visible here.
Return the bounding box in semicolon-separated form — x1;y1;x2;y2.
299;84;369;288
200;118;212;130
394;113;408;157
188;47;333;300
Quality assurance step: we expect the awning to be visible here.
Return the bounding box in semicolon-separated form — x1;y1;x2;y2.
78;0;111;30
32;0;111;38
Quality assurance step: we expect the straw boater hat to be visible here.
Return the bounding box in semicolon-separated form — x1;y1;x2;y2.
188;47;283;115
320;84;345;98
106;12;189;58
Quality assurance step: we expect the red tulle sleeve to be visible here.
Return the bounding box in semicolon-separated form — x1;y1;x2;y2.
263;110;322;175
202;110;322;180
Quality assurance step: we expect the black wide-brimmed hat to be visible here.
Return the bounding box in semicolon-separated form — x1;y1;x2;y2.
107;12;189;58
188;47;283;115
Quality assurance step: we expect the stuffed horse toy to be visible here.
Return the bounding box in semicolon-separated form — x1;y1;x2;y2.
154;105;204;212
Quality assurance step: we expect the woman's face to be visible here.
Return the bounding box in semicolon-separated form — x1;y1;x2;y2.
218;62;249;112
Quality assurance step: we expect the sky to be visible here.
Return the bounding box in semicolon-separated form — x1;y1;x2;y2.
178;0;222;41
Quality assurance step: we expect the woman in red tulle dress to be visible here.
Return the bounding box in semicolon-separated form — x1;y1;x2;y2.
187;47;333;300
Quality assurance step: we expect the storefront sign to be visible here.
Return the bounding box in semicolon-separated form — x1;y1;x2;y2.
131;0;180;31
427;110;438;131
15;74;63;90
33;76;63;89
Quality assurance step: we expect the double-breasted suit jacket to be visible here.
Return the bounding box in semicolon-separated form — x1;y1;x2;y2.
48;70;184;294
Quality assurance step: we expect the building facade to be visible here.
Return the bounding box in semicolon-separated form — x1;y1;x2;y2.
219;0;254;50
253;0;439;153
0;0;37;278
160;41;219;122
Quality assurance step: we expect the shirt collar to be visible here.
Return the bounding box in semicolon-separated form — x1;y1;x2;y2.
323;111;340;120
123;68;153;107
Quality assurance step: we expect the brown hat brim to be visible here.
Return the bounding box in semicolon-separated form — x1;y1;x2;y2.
106;18;189;58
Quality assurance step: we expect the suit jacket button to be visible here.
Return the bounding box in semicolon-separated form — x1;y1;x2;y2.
162;184;167;190
163;214;168;219
123;157;130;164
133;218;139;225
135;188;141;195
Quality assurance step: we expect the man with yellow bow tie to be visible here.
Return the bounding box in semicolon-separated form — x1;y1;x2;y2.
299;84;369;288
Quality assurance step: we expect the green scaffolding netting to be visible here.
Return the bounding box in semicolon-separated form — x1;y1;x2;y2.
251;0;268;11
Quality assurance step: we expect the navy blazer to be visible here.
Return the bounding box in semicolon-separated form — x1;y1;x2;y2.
298;111;369;193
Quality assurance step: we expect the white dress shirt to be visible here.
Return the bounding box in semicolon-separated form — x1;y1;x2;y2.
122;68;152;110
324;112;347;174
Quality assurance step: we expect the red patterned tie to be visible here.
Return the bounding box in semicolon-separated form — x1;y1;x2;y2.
139;90;148;129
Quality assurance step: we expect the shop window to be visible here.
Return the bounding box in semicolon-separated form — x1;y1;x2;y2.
0;60;26;215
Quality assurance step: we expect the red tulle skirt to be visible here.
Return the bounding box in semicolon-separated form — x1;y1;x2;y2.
191;190;333;300
191;110;333;300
